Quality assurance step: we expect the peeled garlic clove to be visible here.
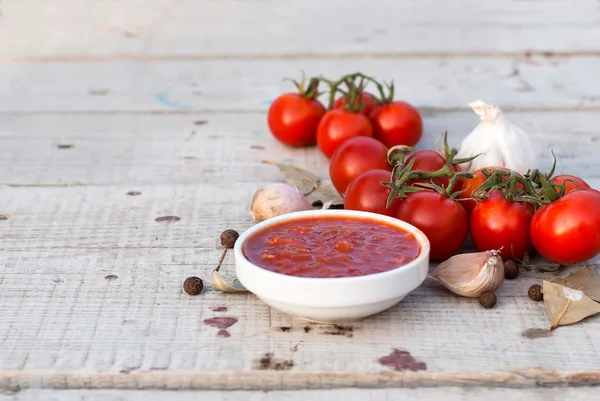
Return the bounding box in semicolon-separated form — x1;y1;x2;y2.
432;250;505;298
250;182;313;222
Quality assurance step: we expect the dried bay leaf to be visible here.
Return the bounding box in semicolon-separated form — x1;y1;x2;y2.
550;266;600;302
262;160;343;208
211;269;249;293
542;280;600;330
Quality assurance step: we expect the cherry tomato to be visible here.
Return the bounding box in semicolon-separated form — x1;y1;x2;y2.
333;92;379;117
458;166;524;214
316;109;374;159
344;169;400;217
404;149;461;190
370;101;423;148
395;191;468;260
329;137;391;196
470;190;533;261
267;93;326;147
531;188;600;265
550;174;590;194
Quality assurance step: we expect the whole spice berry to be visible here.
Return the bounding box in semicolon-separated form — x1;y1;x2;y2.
528;284;543;302
504;260;519;280
479;291;497;309
183;276;204;295
220;229;240;249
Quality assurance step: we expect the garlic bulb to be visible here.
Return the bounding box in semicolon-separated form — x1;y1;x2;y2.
455;100;538;175
250;183;313;222
432;250;505;298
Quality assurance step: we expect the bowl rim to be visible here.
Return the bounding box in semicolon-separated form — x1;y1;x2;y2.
234;209;431;284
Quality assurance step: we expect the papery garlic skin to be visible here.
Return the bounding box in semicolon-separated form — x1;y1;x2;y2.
455;100;538;176
250;183;313;222
432;250;505;298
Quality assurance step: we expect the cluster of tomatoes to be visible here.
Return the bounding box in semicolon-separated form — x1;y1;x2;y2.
266;72;600;267
344;144;600;267
267;72;423;158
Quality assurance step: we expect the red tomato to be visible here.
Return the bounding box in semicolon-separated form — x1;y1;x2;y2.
404;149;461;190
370;101;423;148
470;190;534;261
531;188;600;265
316;109;374;159
267;93;326;147
329;137;391;195
344;169;400;217
333;92;379;116
458;166;524;214
395;191;468;260
550;174;590;194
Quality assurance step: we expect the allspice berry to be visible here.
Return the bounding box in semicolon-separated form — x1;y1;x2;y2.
220;229;240;249
479;291;497;309
504;260;519;279
183;276;204;295
528;284;543;302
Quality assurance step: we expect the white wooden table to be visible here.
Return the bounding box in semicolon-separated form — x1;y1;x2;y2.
2;1;600;399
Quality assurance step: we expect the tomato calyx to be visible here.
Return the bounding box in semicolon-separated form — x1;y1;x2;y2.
337;77;372;113
283;72;322;100
523;150;572;205
386;145;415;168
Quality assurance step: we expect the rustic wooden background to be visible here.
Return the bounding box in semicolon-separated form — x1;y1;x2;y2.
1;0;600;400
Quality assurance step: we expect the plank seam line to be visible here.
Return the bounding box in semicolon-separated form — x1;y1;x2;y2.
2;106;600;116
0;370;599;391
2;51;600;62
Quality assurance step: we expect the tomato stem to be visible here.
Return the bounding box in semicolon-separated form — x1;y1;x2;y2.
382;161;474;207
386;145;414;167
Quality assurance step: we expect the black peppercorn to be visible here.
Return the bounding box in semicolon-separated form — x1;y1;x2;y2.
504;260;519;280
479;291;497;309
183;276;204;295
220;229;240;249
528;284;543;302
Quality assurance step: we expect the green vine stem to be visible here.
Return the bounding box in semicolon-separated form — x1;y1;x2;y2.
381;161;474;208
437;130;481;167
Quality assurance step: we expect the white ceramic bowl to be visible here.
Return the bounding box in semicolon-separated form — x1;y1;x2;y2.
234;209;430;324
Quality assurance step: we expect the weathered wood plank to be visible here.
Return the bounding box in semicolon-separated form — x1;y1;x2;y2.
1;387;600;401
1;56;599;113
2;0;600;57
1;111;600;187
1;183;600;381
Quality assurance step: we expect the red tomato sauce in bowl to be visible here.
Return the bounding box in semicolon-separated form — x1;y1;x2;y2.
242;215;421;278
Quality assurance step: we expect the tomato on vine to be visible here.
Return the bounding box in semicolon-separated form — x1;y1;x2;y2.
470;190;534;261
531;187;600;265
317;109;374;159
395;191;468;261
363;80;420;148
344;169;400;217
267;77;326;147
329;136;391;196
550;174;590;194
458;166;525;214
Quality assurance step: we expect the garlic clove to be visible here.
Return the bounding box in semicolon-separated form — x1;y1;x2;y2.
432;250;505;298
250;182;313;222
